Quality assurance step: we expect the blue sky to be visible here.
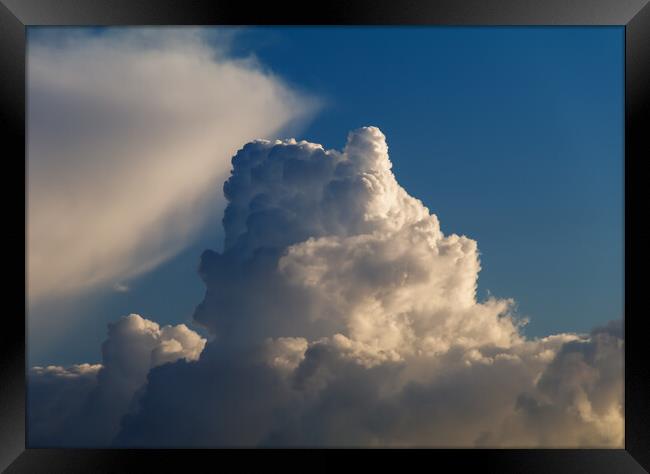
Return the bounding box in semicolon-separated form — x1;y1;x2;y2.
29;26;623;367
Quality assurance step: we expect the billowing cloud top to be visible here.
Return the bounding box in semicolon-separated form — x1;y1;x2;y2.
196;127;521;358
30;128;623;448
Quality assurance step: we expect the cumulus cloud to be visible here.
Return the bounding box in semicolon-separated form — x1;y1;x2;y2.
488;321;624;447
30;127;623;447
29;314;206;446
27;27;317;304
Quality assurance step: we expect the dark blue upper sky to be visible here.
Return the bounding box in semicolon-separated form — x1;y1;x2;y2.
29;27;623;366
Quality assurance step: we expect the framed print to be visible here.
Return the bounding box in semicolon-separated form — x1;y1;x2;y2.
1;0;648;471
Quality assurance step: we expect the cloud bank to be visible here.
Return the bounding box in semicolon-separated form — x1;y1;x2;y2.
27;28;316;304
29;314;206;446
29;127;623;447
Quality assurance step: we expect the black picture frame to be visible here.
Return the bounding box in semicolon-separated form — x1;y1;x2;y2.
1;0;648;472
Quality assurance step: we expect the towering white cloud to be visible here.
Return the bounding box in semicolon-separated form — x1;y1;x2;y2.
27;28;317;304
29;127;623;447
194;127;524;358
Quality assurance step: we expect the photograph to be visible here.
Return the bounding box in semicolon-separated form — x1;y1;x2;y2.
25;25;625;448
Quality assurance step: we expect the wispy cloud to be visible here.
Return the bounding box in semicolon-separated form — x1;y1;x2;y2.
112;283;130;293
27;27;318;305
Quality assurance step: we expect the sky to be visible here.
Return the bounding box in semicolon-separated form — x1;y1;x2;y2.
26;27;625;448
231;26;624;340
28;26;622;367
